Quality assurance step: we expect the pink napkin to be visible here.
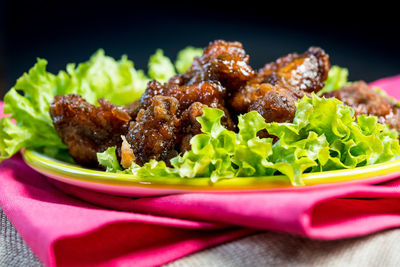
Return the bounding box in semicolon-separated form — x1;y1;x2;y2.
1;75;400;267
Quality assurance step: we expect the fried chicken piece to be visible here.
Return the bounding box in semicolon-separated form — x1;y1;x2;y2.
230;83;302;120
126;81;235;165
123;40;255;165
181;40;255;92
323;81;400;134
140;79;235;128
230;47;330;123
49;94;131;166
125;95;181;165
122;99;140;120
256;46;330;93
179;102;208;153
245;84;298;123
232;83;301;139
140;80;226;110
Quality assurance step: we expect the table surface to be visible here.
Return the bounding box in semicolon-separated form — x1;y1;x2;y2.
2;207;400;267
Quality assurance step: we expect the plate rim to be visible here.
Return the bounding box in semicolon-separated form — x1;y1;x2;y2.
22;149;400;192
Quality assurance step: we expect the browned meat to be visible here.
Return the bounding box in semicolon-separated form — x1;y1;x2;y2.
181;40;255;92
179;102;208;153
140;80;226;111
246;84;298;123
49;94;131;166
126;80;236;165
230;83;301;120
50;42;335;168
125;95;181;165
230;46;330;124
126;41;251;165
140;40;256;112
323;81;400;134
122;99;140;120
255;46;330;93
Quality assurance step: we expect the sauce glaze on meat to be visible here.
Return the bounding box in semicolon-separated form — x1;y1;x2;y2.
49;40;398;168
323;81;400;133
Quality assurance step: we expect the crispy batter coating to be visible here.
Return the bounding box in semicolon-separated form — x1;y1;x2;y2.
140;80;226;110
130;49;242;165
246;84;298;123
122;99;140;120
139;79;234;135
128;79;235;165
126;41;252;165
49;94;131;166
230;46;330;124
256;46;330;93
179;102;208;153
181;40;255;92
125;95;181;165
230;83;302;120
323;81;400;134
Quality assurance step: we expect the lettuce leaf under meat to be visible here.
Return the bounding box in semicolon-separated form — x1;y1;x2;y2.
98;94;400;186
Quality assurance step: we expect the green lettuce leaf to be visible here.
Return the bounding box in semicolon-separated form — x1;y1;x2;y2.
129;160;178;177
0;117;33;161
97;147;179;177
231;111;274;177
267;94;400;177
170;108;237;182
96;146;122;172
148;49;176;83
102;94;400;186
55;49;149;105
175;46;203;74
318;65;349;95
0;59;68;160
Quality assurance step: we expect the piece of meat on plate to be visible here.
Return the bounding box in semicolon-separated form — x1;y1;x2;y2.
49;94;131;167
323;81;400;134
180;39;255;92
230;46;330;123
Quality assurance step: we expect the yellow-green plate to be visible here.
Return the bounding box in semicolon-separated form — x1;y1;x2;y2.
22;149;400;197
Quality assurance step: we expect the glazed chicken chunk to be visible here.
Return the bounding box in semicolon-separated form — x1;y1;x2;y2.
230;46;330;124
49;94;131;166
125;95;181;165
180;40;255;92
323;81;400;134
122;40;253;166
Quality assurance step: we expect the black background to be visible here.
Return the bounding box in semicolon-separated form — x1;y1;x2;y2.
1;1;400;98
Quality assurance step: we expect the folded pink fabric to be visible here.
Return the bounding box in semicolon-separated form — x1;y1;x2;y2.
1;76;400;267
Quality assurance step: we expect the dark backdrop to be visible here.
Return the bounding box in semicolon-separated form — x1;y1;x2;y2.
1;1;400;98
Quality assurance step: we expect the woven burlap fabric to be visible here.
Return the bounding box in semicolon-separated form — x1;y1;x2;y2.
167;229;400;267
0;207;42;267
2;206;400;267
